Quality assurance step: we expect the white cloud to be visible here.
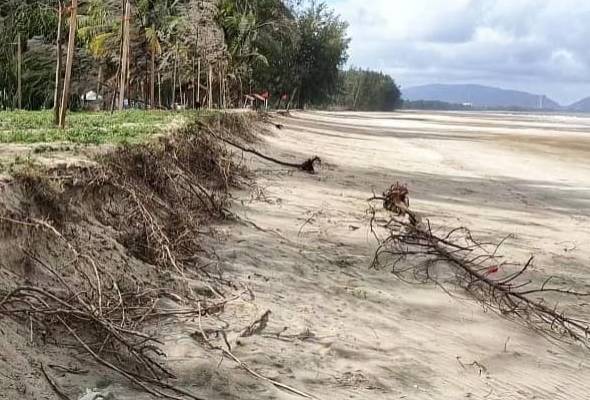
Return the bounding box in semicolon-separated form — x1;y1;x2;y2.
328;0;590;104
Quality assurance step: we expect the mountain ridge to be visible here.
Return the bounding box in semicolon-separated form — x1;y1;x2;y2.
568;97;590;112
402;83;579;110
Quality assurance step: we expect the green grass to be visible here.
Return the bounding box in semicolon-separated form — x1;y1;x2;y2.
0;110;209;144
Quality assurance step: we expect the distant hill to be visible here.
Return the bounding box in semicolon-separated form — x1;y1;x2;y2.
401;100;471;111
403;84;561;110
568;97;590;112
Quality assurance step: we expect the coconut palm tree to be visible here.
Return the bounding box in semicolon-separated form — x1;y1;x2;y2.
78;0;122;100
0;0;58;109
58;0;78;128
218;0;297;103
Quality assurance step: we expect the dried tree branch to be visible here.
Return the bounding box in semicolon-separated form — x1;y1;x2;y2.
205;126;321;174
40;363;72;400
196;303;315;399
369;183;590;347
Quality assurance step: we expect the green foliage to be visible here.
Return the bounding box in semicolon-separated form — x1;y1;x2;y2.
0;0;58;109
0;0;197;111
333;68;402;111
219;0;291;96
294;3;349;107
219;0;349;107
0;0;397;112
77;0;121;59
401;100;472;111
21;40;57;110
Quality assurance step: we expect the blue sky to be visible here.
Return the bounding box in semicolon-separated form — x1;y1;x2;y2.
324;0;590;104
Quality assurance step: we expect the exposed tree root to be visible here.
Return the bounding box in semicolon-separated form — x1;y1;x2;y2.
0;112;321;399
0;114;260;399
369;183;590;347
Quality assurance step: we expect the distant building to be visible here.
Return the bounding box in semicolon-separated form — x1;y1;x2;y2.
81;90;104;110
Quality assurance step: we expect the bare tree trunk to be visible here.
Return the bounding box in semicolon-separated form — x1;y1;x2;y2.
111;0;124;112
16;33;22;109
97;63;103;110
208;63;213;109
197;58;201;105
150;50;155;109
144;77;148;107
218;69;223;109
191;58;195;109
223;77;227;108
238;76;243;106
171;64;176;108
352;74;363;110
126;51;131;106
118;0;131;111
96;64;102;96
179;63;183;107
53;1;63;124
286;87;298;111
58;0;78;128
158;72;161;108
171;45;178;109
179;79;184;107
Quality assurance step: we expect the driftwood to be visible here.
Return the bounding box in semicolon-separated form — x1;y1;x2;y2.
204;126;321;174
369;183;590;347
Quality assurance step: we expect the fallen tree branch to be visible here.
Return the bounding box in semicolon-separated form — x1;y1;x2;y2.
205;127;321;174
48;364;89;375
369;183;590;347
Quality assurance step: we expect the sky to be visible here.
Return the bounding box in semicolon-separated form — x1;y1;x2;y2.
325;0;590;105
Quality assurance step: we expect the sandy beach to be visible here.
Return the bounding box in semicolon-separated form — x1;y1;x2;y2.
178;110;590;399
2;110;590;400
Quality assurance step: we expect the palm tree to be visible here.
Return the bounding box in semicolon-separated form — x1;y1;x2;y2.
53;0;64;124
58;0;78;128
218;0;297;104
219;0;268;87
78;0;121;106
145;25;161;108
0;0;59;110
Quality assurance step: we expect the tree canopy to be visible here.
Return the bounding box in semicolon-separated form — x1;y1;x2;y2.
333;68;402;111
0;0;399;112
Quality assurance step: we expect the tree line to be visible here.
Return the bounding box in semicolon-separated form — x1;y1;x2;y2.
0;0;401;125
333;68;402;111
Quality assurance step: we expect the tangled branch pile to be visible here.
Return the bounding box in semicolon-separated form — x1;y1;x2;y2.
369;183;590;347
0;258;226;399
